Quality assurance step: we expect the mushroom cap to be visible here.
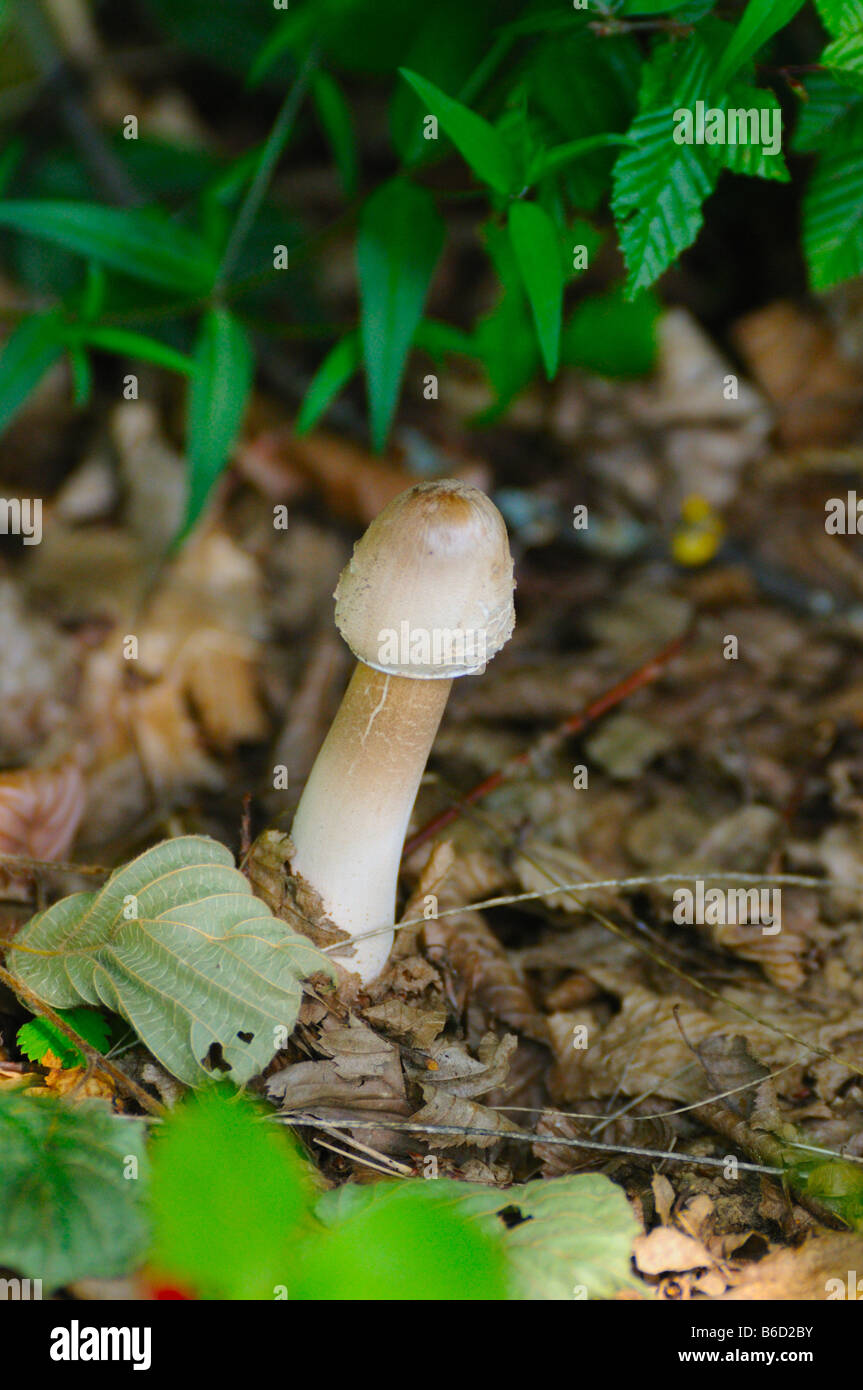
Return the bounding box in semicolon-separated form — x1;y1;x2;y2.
334;479;516;678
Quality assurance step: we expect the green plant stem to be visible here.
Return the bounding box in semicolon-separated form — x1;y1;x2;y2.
14;0;141;207
215;47;319;290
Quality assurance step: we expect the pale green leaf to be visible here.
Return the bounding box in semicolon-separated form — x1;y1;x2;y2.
611;38;722;295
0;1093;148;1290
8;836;334;1087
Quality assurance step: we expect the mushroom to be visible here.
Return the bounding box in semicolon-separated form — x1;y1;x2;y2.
288;479;515;982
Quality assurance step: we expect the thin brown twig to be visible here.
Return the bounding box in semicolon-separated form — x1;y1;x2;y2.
0;962;166;1118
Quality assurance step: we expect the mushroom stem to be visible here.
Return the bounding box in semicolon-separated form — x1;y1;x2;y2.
289;663;452;981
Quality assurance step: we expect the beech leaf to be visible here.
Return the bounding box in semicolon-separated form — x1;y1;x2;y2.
0;1093;148;1290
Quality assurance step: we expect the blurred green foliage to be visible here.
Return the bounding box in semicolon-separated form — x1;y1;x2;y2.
0;0;858;526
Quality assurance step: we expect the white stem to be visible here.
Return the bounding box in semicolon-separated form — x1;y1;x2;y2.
289;664;452;981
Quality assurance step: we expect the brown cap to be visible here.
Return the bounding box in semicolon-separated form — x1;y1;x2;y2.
334;479;515;678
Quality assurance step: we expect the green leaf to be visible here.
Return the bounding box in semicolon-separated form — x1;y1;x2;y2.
714;0;807;86
562;286;660;378
527;134;633;185
312;71;358;196
498;1174;643;1299
0;202;215;291
815;0;863;38
792;72;863;152
508;201;564;378
17;1008;111;1070
612;109;719;296
185;307;254;534
357;179;444;451
0;1093;148;1290
621;0;711;10
68;345;92;407
413;318;476;359
8;835;334;1087
296;330;361;435
802;105;863;288
149;1089;314;1299
612;37;721;296
528;27;641;212
472;221;540;415
823;28;863;90
74;327;194;376
720;86;790;180
0;311;65;437
399;68;518;194
296;1179;509;1300
316;1173;642;1300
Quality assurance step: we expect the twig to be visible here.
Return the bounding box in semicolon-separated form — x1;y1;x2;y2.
281;1114;782;1175
0;962;166;1117
404;631;688;856
215;46;318;290
0;851;111;877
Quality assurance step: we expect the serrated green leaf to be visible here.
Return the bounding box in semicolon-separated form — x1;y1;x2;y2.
612;106;720;296
792;71;863;151
74;327;194;376
315;1172;642;1299
357;178;444;451
17;1008;111;1070
802;105;863;288
528;27;641;212
611;37;724;295
0;202;215;291
0;1093;148;1290
0;310;65;437
621;0;710;11
296;330;361;435
184;307;254;535
149;1089;314;1298
399;68;518;194
720;86;789;180
815;0;863;38
8;836;334;1087
508;201;564;378
714;0;807;87
502;1174;642;1299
